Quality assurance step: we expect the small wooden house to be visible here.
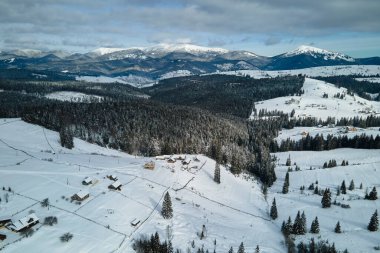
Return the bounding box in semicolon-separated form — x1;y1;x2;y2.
130;218;140;226
144;161;155;170
0;234;6;241
82;177;93;185
182;158;191;165
107;175;118;181
8;214;39;232
71;190;90;201
167;157;176;163
108;180;122;191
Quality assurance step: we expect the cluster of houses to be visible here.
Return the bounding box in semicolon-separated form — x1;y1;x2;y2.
71;174;123;202
154;155;194;165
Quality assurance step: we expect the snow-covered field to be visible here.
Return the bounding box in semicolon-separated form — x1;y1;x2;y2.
45;91;102;102
356;77;380;83
220;65;380;79
252;77;380;120
275;126;380;143
0;119;281;253
271;149;380;252
76;75;155;88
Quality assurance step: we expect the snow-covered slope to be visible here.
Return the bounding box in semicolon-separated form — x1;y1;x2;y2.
283;45;354;62
219;65;380;78
271;148;380;253
91;47;129;56
144;43;229;55
45;91;103;102
0;119;281;253
75;75;155;88
252;78;380;120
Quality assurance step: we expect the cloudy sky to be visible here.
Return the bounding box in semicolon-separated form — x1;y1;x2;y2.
1;0;380;57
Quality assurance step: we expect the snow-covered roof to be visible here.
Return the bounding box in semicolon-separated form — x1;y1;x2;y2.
75;190;89;199
9;213;39;231
83;177;93;183
110;180;122;188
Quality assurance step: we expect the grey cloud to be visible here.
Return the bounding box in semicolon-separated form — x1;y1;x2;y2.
0;0;379;51
265;37;281;46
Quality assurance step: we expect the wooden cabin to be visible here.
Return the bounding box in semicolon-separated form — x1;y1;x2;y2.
107;175;118;181
182;158;191;165
0;234;6;241
8;214;39;232
144;161;155;170
130;218;141;226
82;177;93;185
167;157;176;163
71;190;90;201
108;180;122;191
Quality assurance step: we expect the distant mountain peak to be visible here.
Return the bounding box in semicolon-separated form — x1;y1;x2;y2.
144;43;230;54
284;45;354;62
92;47;129;56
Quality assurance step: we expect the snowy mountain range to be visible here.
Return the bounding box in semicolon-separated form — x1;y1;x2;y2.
0;44;379;79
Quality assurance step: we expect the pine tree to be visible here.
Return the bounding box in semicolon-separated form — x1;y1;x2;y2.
168;241;173;253
310;217;320;233
334;221;341;233
348;179;355;191
270;198;278;220
368;210;379;232
286;155;291;166
359;183;363;189
368;187;378;200
293;211;302;235
340;180;347;194
228;247;234;253
59;126;74;149
284;216;293;235
161;192;173;219
214;163;221;184
282;172;289;194
321;188;331;208
255;245;260;253
301;211;307;234
237;242;245;253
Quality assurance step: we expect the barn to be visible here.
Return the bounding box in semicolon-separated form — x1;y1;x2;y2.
8;213;39;232
82;177;93;185
144;161;155;170
71;190;90;201
108;180;122;191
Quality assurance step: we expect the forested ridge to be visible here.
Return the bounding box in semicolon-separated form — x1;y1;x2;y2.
2;74;379;187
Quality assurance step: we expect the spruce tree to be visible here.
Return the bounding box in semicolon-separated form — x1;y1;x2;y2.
162;192;173;219
214;163;221;184
228;247;234;253
334;221;341;233
237;242;245;253
286;155;291;166
285;216;293;235
321;188;331;208
59;126;74;149
310;217;320;233
293;211;302;235
282;172;289;194
270;198;278;220
348;180;355;191
301;211;307;234
340;180;346;194
368;187;378;200
368;210;379;232
255;245;260;253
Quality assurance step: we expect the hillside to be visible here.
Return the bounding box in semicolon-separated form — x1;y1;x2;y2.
0;119;280;252
252;78;380;120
